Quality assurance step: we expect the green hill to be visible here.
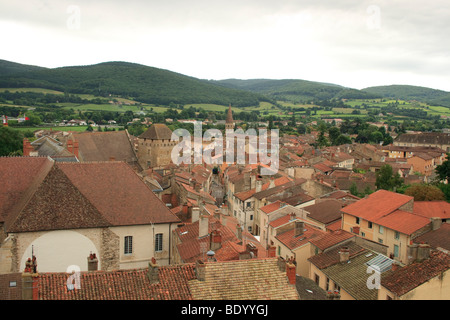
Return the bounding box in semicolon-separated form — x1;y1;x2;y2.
0;59;47;76
210;78;381;102
0;61;268;107
362;85;450;108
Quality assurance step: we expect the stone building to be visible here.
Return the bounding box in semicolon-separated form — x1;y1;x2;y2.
137;123;177;170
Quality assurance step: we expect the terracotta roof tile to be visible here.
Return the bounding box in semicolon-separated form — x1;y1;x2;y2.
413;201;450;220
37;265;196;300
381;251;450;297
276;223;326;250
376;210;430;235
309;230;355;251
188;258;299;300
58;162;180;226
413;224;450;251
341;190;413;222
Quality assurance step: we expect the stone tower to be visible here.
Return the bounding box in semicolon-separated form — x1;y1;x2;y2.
225;104;234;130
137;123;177;169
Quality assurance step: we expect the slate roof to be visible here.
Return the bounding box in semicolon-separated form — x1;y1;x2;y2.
188;258;300;300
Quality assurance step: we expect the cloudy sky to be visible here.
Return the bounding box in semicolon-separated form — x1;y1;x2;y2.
1;0;450;91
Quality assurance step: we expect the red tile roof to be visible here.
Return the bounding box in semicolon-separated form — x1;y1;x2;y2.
375;210;431;235
275;223;325;250
0;157;53;225
309;230;355;251
381;250;450;297
260;200;286;214
414;224;450;251
341;190;413;222
58;162;180;226
413;201;450;220
1;158;180;232
37;265;196;300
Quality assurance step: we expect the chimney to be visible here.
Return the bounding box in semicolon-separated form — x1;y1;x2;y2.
286;258;296;285
210;229;222;251
22;256;39;300
73;140;79;157
236;224;243;241
417;243;431;262
294;221;304;237
391;261;400;272
23;138;33;156
182;202;189;217
339;246;350;264
267;246;276;258
195;259;206;281
199;214;209;238
250;174;256;189
109;156;116;161
244;171;250;189
192;206;200;223
269;177;275;189
214;208;221;220
87;252;98;271
256;180;263;192
67;139;73;154
431;217;442;231
195;182;201;193
147;257;159;284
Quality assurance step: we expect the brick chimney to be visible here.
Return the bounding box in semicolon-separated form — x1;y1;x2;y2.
210;229;222;251
23;138;33;156
73;140;79;157
286;258;296;285
87;252;98;271
22;256;39;300
147;257;159;284
267;246;276;258
339;246;350;264
67;139;73;154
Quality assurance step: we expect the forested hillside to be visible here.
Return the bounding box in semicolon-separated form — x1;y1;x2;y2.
0;61;268;107
210;78;382;103
362;85;450;108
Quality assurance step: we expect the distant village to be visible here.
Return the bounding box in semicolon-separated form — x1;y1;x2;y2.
0;106;449;301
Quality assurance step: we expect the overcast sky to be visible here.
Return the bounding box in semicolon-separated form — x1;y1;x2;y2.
1;0;450;91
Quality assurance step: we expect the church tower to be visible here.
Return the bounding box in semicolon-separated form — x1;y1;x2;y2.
225;104;234;130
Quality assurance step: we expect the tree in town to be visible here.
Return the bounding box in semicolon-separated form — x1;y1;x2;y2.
404;184;446;201
375;164;404;191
